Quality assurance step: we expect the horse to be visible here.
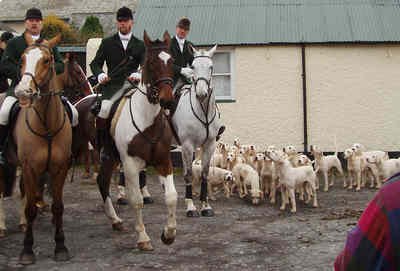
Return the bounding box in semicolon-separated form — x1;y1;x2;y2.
171;45;222;217
75;31;177;250
0;50;91;238
0;33;72;264
58;53;98;178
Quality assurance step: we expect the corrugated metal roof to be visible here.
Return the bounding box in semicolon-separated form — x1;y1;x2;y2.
133;0;400;45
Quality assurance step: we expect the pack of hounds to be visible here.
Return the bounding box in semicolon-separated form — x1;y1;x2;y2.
192;139;400;213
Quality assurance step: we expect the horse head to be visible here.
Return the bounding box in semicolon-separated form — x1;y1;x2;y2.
15;33;61;107
191;45;217;102
143;30;174;109
61;52;92;103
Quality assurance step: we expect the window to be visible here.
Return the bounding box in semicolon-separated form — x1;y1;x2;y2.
212;50;234;102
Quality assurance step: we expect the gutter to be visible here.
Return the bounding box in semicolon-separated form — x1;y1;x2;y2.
301;44;308;153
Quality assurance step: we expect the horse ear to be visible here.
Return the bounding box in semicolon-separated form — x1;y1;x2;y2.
24;32;34;46
48;34;61;49
143;30;151;46
208;44;218;57
190;44;199;55
163;31;171;46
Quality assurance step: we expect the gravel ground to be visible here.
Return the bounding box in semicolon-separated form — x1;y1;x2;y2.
0;170;376;271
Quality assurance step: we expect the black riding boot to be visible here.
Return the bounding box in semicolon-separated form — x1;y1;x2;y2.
140;170;154;204
0;124;9;167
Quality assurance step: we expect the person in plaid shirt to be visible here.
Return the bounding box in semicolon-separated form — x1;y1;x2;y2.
334;172;400;270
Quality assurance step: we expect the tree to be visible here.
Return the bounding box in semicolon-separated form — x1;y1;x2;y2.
42;14;79;45
80;16;104;43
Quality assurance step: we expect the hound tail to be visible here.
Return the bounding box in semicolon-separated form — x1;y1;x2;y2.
334;134;338;157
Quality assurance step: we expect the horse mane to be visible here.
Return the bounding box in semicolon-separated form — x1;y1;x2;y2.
142;39;169;86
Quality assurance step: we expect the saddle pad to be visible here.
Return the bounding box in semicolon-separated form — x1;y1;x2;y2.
110;89;136;138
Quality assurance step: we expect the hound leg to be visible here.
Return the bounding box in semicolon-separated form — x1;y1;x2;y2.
270;178;277;204
288;188;297;213
140;170;153;204
323;171;329;192
51;167;70;262
356;171;361;191
200;140;216;217
280;185;287;211
182;143;199;217
96;157;124;230
122;156;153;251
156;160;178;246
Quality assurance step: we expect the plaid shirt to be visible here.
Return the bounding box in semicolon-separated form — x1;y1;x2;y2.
334;172;400;271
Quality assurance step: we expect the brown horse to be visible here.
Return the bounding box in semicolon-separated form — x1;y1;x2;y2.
9;33;72;264
57;53;99;177
75;31;176;250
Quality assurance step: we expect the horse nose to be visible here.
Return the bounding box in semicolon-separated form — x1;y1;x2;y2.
160;99;174;110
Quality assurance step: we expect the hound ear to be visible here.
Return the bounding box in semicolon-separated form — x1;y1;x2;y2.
143;30;151;46
208;44;217;57
48;34;62;49
24;32;34;46
163;30;171;46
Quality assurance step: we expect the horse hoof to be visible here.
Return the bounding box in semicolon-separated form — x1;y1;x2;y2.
19;224;27;233
186;210;200;217
112;222;127;232
54;247;70;262
19;251;35;265
117;198;129;206
137;241;154;251
0;229;5;238
143;197;154;204
161;231;175;245
201;209;214;217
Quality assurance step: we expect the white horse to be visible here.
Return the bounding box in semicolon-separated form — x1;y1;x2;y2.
171;45;222;216
94;31;178;251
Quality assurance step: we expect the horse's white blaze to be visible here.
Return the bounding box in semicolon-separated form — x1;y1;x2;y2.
104;197;122;224
15;48;43;94
158;51;171;65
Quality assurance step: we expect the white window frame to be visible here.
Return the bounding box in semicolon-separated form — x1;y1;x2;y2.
210;48;235;102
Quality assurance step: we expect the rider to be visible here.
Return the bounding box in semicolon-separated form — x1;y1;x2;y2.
170;17;225;140
0;7;79;167
89;6;152;205
0;31;14;93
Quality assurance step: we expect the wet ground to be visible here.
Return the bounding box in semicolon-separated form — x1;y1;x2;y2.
0;170;375;270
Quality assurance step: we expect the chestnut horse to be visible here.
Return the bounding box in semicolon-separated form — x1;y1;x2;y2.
79;31;177;251
9;34;71;264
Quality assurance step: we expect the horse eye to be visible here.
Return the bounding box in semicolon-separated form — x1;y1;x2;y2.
44;59;50;64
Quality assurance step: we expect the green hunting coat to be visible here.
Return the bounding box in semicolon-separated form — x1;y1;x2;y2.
89;33;145;100
0;32;64;97
169;36;194;85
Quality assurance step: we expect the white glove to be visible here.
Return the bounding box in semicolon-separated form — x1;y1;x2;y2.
180;67;194;79
128;72;142;82
97;73;109;84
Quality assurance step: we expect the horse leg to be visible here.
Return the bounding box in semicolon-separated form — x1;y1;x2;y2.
18;195;27;232
199;141;216;217
19;169;38;265
51;168;70;261
122;156;153;251
82;144;91;179
96;157;124;231
0;194;5;237
156;160;177;246
182;143;199;217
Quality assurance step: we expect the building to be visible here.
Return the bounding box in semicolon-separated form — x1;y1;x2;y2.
0;0;138;35
126;0;400;153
